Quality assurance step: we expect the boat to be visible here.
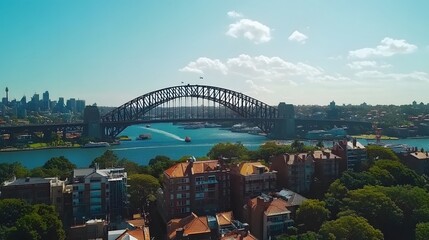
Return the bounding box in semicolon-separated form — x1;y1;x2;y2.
184;136;191;142
204;123;222;128
305;127;347;140
136;133;152;140
183;124;204;129
117;135;132;141
110;140;121;146
83;142;110;148
146;125;151;128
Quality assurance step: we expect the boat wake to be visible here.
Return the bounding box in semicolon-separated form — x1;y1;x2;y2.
140;126;185;141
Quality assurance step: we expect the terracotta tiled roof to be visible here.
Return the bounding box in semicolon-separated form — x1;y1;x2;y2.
167;213;211;239
410;152;429;160
238;162;268;176
164;162;191;178
216;211;233;226
164;160;221;178
127;218;145;228
313;150;341;160
266;198;290;216
221;231;257;240
287;153;308;165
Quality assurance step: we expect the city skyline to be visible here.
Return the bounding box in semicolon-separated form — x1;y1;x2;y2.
0;1;428;107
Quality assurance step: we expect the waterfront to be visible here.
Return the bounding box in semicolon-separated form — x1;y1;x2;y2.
0;123;267;168
1;122;429;169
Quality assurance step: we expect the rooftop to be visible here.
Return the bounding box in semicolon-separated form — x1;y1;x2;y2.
164;160;223;178
167;213;211;239
238;162;270;176
410;151;429;160
3;177;51;186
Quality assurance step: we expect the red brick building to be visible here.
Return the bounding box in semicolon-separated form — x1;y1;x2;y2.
162;158;230;220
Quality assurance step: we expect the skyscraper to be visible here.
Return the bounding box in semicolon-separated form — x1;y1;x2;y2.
42;91;50;111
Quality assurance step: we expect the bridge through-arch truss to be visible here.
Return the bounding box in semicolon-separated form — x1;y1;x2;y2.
101;85;279;137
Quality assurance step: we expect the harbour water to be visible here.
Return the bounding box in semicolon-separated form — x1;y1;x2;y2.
0;123;266;168
1;123;429;169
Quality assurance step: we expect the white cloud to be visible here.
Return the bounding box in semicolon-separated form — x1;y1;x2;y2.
245;80;273;93
349;37;417;58
347;61;392;70
179;57;227;75
226;19;271;44
288;30;308;44
328;55;343;60
355;70;429;82
180;54;330;87
227;11;243;18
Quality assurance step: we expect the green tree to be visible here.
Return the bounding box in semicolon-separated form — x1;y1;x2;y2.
117;159;141;175
0;162;29;183
42;156;76;179
276;231;319;240
368;165;395;186
89;150;119;168
291;140;305;152
10;213;47;240
0;199;32;228
324;179;348;218
0;200;65;240
319;215;383;240
296;199;330;232
373;160;425;186
416;222;429;240
127;174;161;213
32;204;65;240
147;155;175;179
342;186;403;238
339;170;378;190
207;142;249;161
366;145;400;162
376;185;429;238
43;156;76;171
254;141;291;161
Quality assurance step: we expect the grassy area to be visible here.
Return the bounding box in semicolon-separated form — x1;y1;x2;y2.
29;143;49;148
352;134;399;140
28;142;81;149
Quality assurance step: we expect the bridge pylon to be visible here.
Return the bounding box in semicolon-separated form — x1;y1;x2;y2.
83;105;103;140
270;102;296;139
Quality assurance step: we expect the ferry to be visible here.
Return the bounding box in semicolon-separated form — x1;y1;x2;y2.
136;134;152;140
305;127;347;140
184;136;191;143
83;142;110;148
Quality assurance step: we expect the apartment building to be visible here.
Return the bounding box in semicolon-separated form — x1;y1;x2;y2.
162;158;230;220
71;167;127;221
332;139;367;171
229;162;277;220
270;153;314;193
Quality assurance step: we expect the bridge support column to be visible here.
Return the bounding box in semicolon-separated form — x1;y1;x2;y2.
83;105;102;140
271;102;296;139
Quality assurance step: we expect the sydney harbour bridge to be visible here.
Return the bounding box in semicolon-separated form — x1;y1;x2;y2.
0;85;371;140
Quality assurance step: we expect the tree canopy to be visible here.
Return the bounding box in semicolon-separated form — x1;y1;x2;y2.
207;142;249;161
296;199;330;232
127;174;161;213
89;150;120;168
0;199;65;240
319;215;383;240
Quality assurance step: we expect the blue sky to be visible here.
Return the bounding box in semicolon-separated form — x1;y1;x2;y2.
0;1;428;106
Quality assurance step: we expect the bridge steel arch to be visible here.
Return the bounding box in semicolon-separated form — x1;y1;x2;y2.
101;85;278;137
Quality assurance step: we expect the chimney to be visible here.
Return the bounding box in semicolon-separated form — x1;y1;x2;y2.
176;228;185;239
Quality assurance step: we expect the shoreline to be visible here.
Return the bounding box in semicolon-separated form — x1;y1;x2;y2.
0;145;82;153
